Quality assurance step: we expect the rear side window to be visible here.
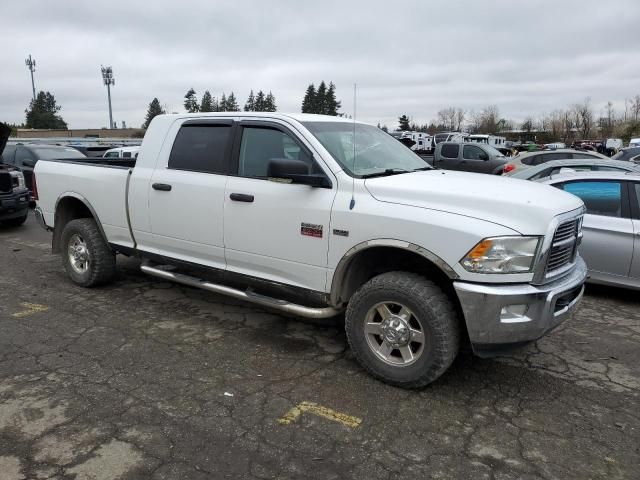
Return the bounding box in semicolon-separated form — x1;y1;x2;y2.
522;155;539;166
562;181;622;217
122;151;132;158
168;124;231;174
440;144;459;158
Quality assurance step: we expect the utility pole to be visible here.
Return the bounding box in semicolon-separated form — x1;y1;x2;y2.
25;55;36;101
101;66;115;129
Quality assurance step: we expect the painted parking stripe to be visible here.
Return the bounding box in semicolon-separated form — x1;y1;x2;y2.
278;401;362;428
12;303;49;318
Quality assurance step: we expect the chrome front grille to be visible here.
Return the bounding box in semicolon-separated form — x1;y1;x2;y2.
546;217;581;277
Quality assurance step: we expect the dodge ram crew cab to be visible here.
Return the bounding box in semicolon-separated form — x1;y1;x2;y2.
33;113;587;388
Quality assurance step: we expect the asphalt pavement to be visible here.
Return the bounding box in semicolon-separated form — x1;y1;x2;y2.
1;213;638;479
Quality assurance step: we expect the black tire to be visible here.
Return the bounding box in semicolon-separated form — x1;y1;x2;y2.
60;218;116;287
3;213;28;226
345;271;460;388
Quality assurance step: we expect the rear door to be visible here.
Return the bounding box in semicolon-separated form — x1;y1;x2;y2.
146;119;234;270
223;120;336;292
435;143;460;170
558;179;633;278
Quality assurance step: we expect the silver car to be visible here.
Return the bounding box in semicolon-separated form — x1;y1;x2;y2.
506;158;640;181
503;149;607;175
542;172;640;290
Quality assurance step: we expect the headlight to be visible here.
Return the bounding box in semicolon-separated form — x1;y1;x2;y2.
11;171;26;189
460;236;541;274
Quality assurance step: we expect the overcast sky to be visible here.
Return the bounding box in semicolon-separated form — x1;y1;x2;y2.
2;0;639;130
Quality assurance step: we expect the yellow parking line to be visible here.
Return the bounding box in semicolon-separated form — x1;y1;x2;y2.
278;401;362;428
12;302;49;318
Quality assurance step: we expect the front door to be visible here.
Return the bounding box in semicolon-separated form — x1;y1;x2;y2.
629;182;640;279
146;120;234;270
560;180;634;278
223;121;336;292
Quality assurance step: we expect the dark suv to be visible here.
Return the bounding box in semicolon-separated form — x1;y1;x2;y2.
1;144;86;193
0;125;30;226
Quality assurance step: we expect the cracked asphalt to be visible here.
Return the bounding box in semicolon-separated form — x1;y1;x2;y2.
1;213;639;479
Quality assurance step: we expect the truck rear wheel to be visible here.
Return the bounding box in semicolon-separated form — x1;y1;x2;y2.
345;271;460;388
60;218;116;287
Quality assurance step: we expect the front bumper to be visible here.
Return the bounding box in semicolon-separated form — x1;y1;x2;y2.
0;189;30;220
454;256;587;356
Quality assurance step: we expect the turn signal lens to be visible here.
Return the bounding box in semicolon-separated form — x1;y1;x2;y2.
503;164;515;174
467;239;493;259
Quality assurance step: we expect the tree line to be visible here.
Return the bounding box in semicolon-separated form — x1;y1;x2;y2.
395;96;640;142
183;88;277;113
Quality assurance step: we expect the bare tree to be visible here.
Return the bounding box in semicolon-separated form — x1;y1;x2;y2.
437;107;457;131
572;98;594;139
455;108;465;131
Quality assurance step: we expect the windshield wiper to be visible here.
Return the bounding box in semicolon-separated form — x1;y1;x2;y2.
361;168;411;179
412;167;432;171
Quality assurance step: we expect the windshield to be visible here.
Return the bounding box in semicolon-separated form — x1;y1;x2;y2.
482;144;504;157
302;122;431;177
32;147;86;160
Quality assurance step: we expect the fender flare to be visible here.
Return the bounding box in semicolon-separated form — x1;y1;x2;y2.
328;239;459;305
52;192;109;252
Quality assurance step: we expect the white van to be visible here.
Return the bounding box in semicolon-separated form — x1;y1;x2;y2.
102;146;140;159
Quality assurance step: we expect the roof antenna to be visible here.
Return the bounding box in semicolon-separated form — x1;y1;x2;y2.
349;83;357;210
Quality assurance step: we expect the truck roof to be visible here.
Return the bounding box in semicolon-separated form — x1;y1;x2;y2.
155;112;362;124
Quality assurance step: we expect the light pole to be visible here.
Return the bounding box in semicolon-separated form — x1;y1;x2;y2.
101;66;115;129
25;55;36;101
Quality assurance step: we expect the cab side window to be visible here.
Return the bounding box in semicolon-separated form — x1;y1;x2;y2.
561;181;623;218
238;127;313;178
440;144;459;159
168;124;232;174
15;147;34;166
463;145;487;160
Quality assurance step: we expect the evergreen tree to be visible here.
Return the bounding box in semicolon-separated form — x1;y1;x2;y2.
142;98;165;129
316;81;327;115
325;82;341;115
219;93;228;112
398;115;411;131
244;90;256;111
200;90;214;112
25;91;68;129
212;96;220;112
254;90;266;111
301;83;316;113
264;91;277;112
184;88;199;113
226;92;240;112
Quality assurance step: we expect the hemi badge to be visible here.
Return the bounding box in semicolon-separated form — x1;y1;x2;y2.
333;229;349;237
301;223;323;238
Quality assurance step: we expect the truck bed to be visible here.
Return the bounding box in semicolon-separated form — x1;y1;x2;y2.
35;159;135;248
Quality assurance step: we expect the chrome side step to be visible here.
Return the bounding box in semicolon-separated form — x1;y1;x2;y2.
140;262;341;319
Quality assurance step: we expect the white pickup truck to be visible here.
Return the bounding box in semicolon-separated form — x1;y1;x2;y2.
33;113;587;387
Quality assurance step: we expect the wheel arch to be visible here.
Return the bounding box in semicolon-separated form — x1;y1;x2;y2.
329;240;459;307
52;193;108;253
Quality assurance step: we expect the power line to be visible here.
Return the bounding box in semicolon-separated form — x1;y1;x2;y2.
101;65;115;129
25;55;36;101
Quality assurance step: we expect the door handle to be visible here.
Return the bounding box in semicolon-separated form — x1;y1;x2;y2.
230;193;254;203
152;183;172;191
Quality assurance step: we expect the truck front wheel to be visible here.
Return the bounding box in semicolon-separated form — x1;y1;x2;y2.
345;271;460;388
60;218;116;287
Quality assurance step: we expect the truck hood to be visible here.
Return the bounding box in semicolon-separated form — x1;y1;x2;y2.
364;170;584;234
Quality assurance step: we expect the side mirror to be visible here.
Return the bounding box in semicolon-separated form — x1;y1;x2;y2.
22;159;35;167
479;153;489;161
267;158;331;188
